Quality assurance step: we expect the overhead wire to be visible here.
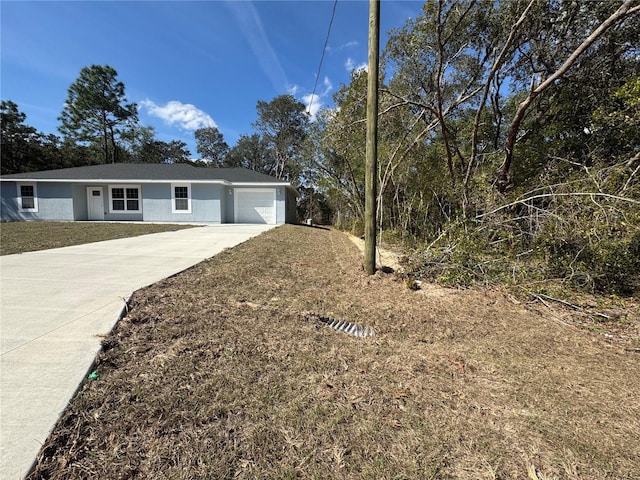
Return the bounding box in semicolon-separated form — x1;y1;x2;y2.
307;0;339;116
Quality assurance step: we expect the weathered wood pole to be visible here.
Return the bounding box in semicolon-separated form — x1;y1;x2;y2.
364;0;380;275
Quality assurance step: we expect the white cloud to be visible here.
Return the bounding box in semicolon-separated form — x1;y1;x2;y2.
140;100;217;131
322;76;333;95
345;57;367;73
288;84;300;96
328;40;358;53
302;76;333;120
226;2;288;91
302;93;322;119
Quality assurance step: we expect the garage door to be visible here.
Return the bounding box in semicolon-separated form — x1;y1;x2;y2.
235;188;276;224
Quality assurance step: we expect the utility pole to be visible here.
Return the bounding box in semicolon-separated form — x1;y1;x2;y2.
364;0;380;275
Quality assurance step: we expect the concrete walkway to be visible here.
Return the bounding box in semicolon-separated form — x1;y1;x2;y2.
0;224;276;479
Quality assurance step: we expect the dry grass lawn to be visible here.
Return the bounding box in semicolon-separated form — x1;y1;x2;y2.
0;221;196;255
28;225;640;479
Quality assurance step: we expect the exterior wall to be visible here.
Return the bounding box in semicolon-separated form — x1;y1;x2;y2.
285;188;298;224
1;182;18;221
104;211;144;221
142;183;223;223
72;184;89;220
275;187;286;224
220;186;228;223
1;181;74;221
75;184;143;222
141;183;171;221
224;187;235;223
1;180;293;224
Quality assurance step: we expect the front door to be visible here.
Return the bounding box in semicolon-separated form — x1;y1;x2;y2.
87;187;104;220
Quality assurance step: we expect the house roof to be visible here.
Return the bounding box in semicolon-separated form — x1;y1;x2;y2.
1;163;293;187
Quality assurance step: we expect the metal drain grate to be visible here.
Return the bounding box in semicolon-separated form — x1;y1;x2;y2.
304;312;375;338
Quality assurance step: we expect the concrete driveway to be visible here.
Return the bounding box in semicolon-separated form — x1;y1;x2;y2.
0;224;276;479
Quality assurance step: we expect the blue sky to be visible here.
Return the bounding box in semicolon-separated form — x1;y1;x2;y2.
1;0;423;158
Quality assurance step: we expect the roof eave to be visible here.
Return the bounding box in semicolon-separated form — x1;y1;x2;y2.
1;178;229;184
1;177;298;195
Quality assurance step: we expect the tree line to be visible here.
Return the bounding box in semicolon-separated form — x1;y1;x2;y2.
312;0;639;295
2;0;639;295
1;65;310;182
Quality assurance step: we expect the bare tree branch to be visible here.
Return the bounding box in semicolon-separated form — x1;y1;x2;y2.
497;0;640;192
477;192;640;219
464;0;537;206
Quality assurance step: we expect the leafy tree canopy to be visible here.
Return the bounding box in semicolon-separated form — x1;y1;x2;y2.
195;126;229;167
226;133;272;174
253;94;309;182
59;64;138;164
1;100;62;174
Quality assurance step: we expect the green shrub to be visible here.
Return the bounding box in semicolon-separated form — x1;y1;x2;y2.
405;220;524;288
404;209;639;297
540;229;640;295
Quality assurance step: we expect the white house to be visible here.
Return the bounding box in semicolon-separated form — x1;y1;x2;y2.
0;163;298;224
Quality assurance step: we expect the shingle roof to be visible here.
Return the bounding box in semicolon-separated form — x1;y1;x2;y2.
0;163;291;185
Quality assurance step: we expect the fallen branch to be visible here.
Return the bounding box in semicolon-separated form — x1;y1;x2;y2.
498;0;640;189
537;293;580;310
477;192;640;219
120;296;130;314
533;292;612;321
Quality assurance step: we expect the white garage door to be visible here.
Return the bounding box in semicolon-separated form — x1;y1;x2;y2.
235;188;276;224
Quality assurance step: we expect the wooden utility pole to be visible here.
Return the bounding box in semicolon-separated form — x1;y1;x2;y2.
364;0;380;275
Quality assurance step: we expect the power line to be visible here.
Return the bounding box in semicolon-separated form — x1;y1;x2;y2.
308;0;339;116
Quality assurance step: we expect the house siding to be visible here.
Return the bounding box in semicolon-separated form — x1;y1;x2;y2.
104;211;144;221
224;187;234;223
73;184;89;220
220;186;229;223
276;187;286;224
142;183;223;223
141;183;169;221
1;165;298;224
194;183;223;223
1;181;75;221
285;188;298;224
1;181;18;221
76;184;143;221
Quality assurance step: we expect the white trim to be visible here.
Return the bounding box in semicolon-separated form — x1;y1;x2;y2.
228;182;290;187
4;179;298;198
17;182;38;212
108;184;142;214
2;178;288;187
171;183;192;213
3;178;227;184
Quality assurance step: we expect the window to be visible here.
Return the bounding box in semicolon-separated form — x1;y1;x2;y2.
109;185;141;213
17;183;37;212
171;183;191;213
174;187;188;210
126;188;139;211
111;188;125;210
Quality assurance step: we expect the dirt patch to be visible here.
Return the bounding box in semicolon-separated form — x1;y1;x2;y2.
346;233;404;273
28;225;640;479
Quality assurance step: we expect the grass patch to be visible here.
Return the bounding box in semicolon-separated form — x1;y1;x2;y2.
0;221;197;255
28;225;640;479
